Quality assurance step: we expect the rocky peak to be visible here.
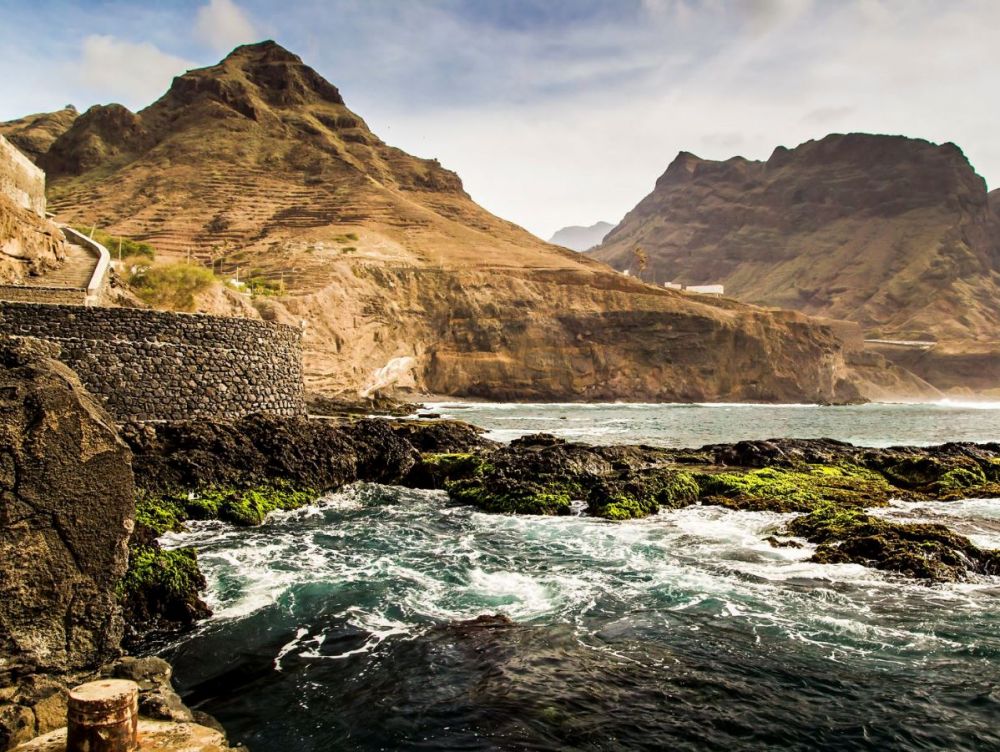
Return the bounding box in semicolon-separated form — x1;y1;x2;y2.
0;107;79;163
658;151;703;184
40;104;150;177
159;39;343;121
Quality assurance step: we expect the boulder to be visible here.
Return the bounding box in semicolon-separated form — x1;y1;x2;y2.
0;337;134;746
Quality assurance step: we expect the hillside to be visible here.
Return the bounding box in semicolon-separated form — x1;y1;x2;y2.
0;106;78;163
6;42;914;402
550;221;614;251
591;135;1000;391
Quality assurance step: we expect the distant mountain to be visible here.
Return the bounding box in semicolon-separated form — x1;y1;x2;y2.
549;221;614;251
590;134;1000;391
3;43;893;403
0;106;77;163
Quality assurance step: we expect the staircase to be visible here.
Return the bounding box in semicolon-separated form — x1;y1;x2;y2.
0;229;108;306
32;240;98;288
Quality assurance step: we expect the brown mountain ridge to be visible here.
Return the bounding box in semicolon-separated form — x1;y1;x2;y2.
590;134;1000;392
3;41;926;402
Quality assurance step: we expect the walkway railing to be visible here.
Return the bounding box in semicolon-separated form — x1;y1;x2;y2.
61;225;110;305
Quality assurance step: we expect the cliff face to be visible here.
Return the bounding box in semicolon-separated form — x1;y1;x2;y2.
0;338;135;748
0;137;66;284
17;42;868;402
0;339;134;685
591;135;1000;346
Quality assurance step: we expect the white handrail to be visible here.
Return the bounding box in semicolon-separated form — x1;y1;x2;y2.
60;225;110;305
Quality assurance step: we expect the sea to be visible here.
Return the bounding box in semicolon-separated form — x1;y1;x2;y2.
161;401;1000;751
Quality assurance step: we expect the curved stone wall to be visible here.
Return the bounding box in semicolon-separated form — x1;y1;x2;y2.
0;302;304;421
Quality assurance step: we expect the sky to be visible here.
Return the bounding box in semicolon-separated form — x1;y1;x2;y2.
1;0;998;239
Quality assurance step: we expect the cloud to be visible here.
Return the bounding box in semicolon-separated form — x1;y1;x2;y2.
74;35;194;107
195;0;259;52
3;0;998;236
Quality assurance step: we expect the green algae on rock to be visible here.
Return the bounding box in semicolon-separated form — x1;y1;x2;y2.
118;546;208;629
786;503;1000;582
587;468;699;520
696;464;893;512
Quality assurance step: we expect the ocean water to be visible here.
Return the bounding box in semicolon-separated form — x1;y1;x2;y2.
420;399;1000;447
162;403;1000;751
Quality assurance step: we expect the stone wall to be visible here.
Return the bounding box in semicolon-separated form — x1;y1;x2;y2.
0;302;304;421
0;285;86;305
0;136;45;217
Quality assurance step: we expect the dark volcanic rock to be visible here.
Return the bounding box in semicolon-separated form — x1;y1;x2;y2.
121;414;420;493
0;338;134;682
0;338;134;749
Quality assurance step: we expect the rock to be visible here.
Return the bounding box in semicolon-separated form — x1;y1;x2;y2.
590;134;1000;394
14;719;236;751
389;419;495;454
786;505;1000;582
121;415;418;493
104;658;192;724
0;337;134;683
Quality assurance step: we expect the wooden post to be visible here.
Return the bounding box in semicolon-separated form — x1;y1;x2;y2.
67;679;139;752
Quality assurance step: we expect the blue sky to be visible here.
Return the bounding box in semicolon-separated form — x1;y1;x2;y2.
2;0;998;237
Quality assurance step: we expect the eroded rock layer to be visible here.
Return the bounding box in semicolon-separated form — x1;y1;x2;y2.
591;134;1000;391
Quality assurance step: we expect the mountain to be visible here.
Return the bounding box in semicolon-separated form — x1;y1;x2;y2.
0;106;78;163
7;42;901;402
550;221;615;251
590;134;1000;391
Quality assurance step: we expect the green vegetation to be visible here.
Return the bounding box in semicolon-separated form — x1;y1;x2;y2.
446;477;576;515
696;464;891;512
137;481;319;530
246;275;286;297
127;262;217;311
588;469;699;520
75;226;155;260
333;232;359;243
118;545;204;606
932;466;987;498
135;490;186;536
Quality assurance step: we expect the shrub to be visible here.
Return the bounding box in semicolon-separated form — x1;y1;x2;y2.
75;227;155;260
128;262;217;311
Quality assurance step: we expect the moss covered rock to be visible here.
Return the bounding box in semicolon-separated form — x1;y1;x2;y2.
587;468;699;520
786;504;1000;581
118;545;209;634
447;477;575;515
696;464;892;512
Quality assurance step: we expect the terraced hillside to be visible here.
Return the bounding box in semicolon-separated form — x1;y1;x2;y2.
9;41;909;402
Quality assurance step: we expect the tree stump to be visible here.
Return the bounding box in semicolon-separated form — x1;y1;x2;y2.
66;680;139;752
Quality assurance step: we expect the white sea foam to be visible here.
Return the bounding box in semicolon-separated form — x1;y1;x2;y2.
166;481;1000;675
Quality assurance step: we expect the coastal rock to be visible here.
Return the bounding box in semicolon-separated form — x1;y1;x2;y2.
121;415;419;493
0;338;134;681
14;718;238;751
0;338;134;748
104;658;193;723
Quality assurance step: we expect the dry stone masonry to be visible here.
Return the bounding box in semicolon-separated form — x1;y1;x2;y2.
0;302;304;421
0;136;45;217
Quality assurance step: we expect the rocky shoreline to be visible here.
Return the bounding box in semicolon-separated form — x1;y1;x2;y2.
2;338;999;750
